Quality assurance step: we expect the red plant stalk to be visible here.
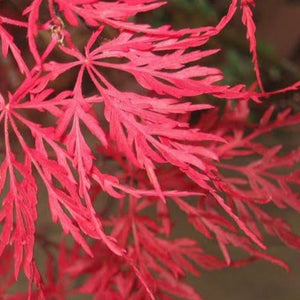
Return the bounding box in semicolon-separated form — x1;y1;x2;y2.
0;0;299;299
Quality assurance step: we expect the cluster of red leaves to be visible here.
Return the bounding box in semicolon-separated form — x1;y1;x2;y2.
0;0;299;299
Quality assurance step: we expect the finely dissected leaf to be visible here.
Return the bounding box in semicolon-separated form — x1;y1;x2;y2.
241;0;264;92
0;0;299;299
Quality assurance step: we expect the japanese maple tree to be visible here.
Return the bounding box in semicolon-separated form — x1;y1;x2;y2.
0;0;299;299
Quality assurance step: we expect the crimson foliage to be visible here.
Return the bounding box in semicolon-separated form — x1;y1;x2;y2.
0;0;299;299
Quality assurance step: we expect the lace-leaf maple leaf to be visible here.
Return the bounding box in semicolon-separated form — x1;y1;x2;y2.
0;0;299;299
